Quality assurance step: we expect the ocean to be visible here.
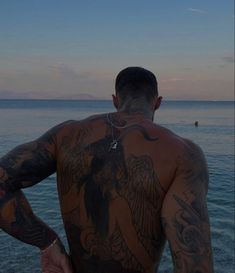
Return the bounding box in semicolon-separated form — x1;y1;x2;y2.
0;99;234;273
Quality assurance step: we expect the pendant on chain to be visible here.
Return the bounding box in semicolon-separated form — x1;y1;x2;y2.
109;140;118;152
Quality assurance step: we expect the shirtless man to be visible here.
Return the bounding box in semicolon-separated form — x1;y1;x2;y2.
0;67;214;273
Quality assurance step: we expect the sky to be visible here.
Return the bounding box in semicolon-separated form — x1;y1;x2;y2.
0;0;234;100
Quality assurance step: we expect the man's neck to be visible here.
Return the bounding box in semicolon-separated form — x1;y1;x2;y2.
117;98;154;121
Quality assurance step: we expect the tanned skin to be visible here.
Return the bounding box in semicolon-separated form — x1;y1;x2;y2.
0;94;214;273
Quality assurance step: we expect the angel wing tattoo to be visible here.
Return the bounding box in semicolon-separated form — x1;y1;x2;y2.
59;122;166;273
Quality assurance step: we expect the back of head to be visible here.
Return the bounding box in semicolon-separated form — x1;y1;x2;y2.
115;67;158;104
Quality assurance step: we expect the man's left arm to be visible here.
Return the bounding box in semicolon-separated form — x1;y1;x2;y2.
161;140;214;272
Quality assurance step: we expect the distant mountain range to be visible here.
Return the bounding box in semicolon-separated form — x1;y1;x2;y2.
0;90;101;100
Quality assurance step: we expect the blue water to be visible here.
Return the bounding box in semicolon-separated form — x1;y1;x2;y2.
0;100;234;273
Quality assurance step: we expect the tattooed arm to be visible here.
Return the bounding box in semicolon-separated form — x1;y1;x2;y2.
0;124;73;272
161;140;214;273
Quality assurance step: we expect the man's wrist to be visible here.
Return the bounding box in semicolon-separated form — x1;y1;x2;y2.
40;237;59;253
40;236;67;255
38;228;58;251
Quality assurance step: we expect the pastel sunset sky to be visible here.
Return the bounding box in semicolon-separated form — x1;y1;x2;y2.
0;0;234;100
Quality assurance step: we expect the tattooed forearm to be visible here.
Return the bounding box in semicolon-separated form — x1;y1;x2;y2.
0;188;57;249
0;126;61;249
162;141;214;273
170;194;212;273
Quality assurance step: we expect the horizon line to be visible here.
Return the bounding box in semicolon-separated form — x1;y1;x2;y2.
0;98;234;102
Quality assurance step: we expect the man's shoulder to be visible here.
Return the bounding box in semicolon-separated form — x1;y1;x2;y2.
155;124;202;152
173;138;208;188
153;125;206;166
51;114;108;140
169;135;206;168
55;114;107;131
178;138;206;163
152;124;186;150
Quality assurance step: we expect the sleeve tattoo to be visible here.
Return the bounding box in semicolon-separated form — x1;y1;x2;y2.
0;125;64;249
161;141;214;273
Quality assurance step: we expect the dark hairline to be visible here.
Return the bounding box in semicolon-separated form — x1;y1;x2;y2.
115;67;158;101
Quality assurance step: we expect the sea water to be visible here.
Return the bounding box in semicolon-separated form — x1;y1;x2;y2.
0;100;234;273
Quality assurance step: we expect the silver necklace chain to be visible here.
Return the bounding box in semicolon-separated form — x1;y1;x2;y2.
106;113;148;152
106;113;142;129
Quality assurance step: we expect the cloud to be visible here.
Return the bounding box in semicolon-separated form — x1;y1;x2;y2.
0;89;34;99
0;64;114;99
56;93;99;100
188;8;207;14
48;63;108;83
0;89;100;100
49;63;83;81
222;56;234;63
160;77;185;83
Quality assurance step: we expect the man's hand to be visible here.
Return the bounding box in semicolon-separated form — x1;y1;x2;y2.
40;238;74;273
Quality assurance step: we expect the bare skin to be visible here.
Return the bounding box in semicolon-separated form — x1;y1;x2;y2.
0;95;214;273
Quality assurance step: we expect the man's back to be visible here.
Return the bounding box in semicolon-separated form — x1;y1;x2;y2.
55;112;191;273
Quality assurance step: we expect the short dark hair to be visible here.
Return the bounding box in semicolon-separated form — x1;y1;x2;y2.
115;67;158;102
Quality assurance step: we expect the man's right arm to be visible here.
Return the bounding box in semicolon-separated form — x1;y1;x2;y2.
161;140;214;273
0;121;74;272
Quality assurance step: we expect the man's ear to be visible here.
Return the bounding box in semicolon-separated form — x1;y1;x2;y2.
154;96;162;110
112;94;119;109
